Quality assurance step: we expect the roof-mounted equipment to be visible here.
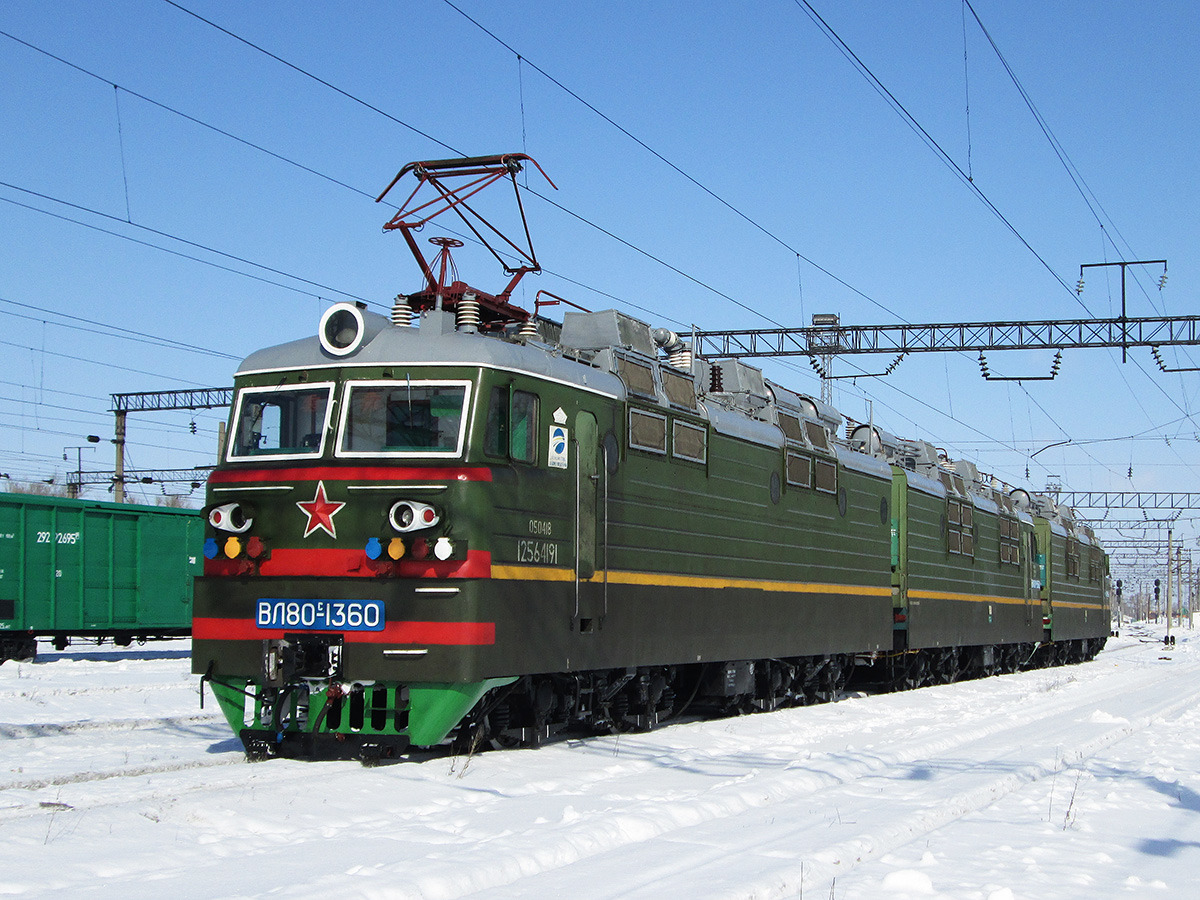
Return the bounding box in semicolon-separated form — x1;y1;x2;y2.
375;153;557;329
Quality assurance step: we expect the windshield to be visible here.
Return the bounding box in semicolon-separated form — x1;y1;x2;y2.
337;380;470;457
228;384;333;459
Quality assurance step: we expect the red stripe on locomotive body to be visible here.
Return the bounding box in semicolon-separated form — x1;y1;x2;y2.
207;466;493;484
202;548;492;578
193;617;496;645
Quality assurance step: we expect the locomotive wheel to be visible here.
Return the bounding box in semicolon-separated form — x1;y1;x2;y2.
979;645;1000;678
894;652;928;691
935;648;963;685
816;654;849;702
1069;640;1087;664
490;732;525;750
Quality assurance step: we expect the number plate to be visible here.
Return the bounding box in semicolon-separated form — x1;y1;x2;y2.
256;599;385;632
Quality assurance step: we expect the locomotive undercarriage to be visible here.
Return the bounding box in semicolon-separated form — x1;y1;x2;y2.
867;637;1107;691
210;636;1107;763
450;654;856;753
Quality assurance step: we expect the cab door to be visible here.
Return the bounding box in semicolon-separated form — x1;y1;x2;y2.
575;411;598;580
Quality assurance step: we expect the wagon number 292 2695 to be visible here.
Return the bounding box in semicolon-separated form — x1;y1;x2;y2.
35;532;80;544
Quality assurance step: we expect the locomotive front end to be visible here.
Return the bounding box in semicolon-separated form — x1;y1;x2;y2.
193;304;521;761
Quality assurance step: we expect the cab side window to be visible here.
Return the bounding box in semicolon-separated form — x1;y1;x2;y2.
510;390;538;463
485;387;538;464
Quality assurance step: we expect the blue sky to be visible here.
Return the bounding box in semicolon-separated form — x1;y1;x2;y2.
2;1;1197;582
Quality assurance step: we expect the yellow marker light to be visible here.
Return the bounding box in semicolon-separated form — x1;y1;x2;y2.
387;537;406;560
224;536;242;559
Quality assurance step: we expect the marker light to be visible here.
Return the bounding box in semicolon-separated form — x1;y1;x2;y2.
410;537;430;560
224;536;242;559
433;537;454;561
209;502;253;533
246;536;266;559
365;537;383;560
389;500;440;533
387;538;406;560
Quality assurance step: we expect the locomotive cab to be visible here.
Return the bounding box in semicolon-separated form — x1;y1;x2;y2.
192;302;619;759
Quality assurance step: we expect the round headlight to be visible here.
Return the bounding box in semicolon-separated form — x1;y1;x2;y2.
318;303;365;356
389;500;439;533
209;502;253;533
391;502;414;531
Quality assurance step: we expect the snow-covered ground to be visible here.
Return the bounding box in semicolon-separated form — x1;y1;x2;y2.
0;624;1196;899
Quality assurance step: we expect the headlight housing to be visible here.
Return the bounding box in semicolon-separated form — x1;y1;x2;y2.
389;500;440;533
208;502;253;533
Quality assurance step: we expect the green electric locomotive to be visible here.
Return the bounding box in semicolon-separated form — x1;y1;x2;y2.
192;155;1108;760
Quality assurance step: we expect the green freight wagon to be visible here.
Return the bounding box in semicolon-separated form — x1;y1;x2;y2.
0;493;203;661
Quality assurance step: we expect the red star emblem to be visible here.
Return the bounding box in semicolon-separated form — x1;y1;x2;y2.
296;481;346;539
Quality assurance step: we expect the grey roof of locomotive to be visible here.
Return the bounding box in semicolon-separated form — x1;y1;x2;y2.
236;308;628;401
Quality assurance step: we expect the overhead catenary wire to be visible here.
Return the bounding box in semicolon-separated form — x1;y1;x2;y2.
0;338;215;386
0;296;240;361
790;0;1093;315
0;180;379;310
962;0;1156;305
0;38;1012;494
959;0;1200;404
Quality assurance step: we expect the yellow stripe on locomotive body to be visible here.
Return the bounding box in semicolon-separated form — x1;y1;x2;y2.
492;564;893;598
907;589;1032;607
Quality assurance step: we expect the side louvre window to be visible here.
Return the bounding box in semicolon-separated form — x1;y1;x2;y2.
814;458;837;494
672;420;707;463
1066;537;1081;579
947;498;975;558
617;357;657;398
998;515;1021;566
662;369;698;410
629;408;667;454
804;421;830;452
778;413;805;445
786;451;812;487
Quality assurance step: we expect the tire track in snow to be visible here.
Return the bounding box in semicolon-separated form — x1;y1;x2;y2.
0;712;222;740
0;754;244;799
